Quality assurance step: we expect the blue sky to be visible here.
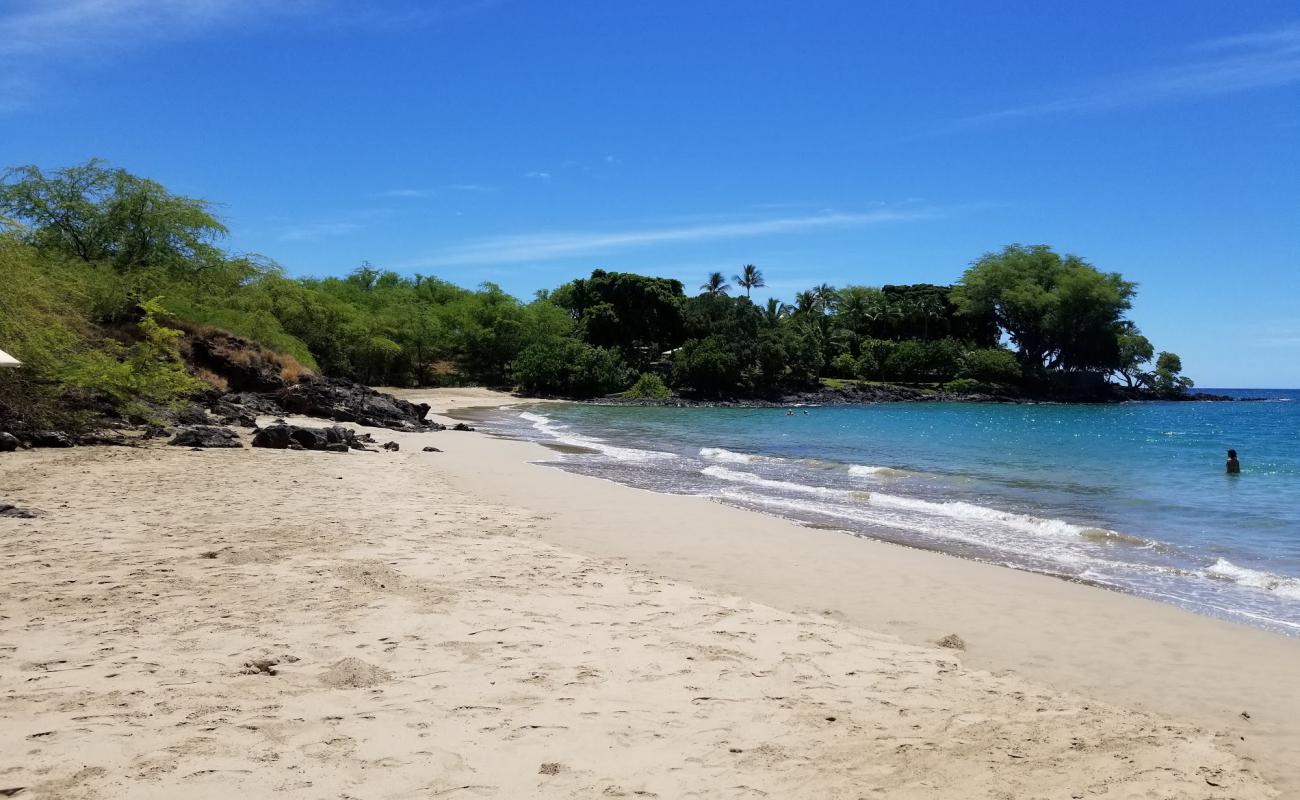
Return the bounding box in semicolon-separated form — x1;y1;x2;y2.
1;0;1298;387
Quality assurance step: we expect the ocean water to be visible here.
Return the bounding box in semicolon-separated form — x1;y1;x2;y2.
484;390;1300;635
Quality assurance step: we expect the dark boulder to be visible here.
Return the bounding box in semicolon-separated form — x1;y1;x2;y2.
275;378;433;431
28;431;75;448
252;423;294;449
169;426;244;449
0;503;38;518
382;441;400;452
173;403;213;426
452;422;475;432
422;446;442;453
252;422;363;452
220;392;282;415
0;432;19;452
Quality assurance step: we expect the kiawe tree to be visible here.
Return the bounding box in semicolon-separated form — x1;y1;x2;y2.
733;263;765;297
952;244;1135;374
0;159;227;275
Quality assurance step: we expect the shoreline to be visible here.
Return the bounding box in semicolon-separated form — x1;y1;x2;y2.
0;387;1294;796
413;389;1300;790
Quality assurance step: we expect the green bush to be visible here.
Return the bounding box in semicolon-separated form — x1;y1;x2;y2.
854;350;879;380
942;378;988;394
66;297;204;420
884;340;926;381
958;347;1021;384
510;337;630;398
671;336;743;397
625;372;670;399
828;352;858;378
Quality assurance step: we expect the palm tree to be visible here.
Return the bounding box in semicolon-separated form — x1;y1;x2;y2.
793;290;818;316
700;271;730;296
761;297;792;327
813;283;838;314
732;264;765;297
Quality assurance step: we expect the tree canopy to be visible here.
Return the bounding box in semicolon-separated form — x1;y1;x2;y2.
0;161;1197;425
952;244;1135;374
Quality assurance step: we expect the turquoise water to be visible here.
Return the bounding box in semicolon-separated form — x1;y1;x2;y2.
490;390;1300;635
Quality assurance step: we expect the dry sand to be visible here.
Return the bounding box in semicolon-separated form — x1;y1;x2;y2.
0;389;1293;798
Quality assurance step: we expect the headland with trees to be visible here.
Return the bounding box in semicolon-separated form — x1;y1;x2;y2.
0;160;1206;438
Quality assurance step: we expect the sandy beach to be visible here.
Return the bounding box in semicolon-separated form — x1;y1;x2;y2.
1;389;1296;798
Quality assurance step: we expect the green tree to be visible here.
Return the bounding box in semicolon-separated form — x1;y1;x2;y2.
732;264;765;297
958;347;1022;384
700;271;730;296
1115;327;1155;387
1149;351;1194;396
952;244;1135;373
0;160;227;275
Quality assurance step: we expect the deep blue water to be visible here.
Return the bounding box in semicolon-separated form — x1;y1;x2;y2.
488;389;1300;635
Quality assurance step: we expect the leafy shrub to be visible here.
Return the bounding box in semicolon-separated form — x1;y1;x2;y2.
958;347;1021;384
66;297;204;419
829;352;859;379
884;341;927;381
671;336;742;397
854;350;879;380
942;378;988;394
923;338;964;381
510;337;630;398
625;372;670;399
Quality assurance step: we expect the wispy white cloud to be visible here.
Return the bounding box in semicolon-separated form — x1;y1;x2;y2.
373;188;434;199
524;170;552;180
0;0;502;110
401;207;935;268
965;20;1300;124
279;221;362;241
372;183;496;198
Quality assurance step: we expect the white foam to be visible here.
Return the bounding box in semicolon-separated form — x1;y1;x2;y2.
714;488;1093;568
703;464;1124;545
1203;559;1300;600
518;411;676;462
701;465;849;498
848;464;909;478
699;447;759;464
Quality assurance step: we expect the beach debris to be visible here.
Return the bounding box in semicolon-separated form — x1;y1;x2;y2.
538;762;565;775
168;425;244;449
320;657;391;688
452;422;475;431
1240;710;1251;720
0;504;39;519
382;441;400;451
422;446;442;452
0;432;19;452
241;657;280;676
936;633;966;650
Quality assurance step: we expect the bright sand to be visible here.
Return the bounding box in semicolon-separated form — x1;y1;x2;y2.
1;387;1296;798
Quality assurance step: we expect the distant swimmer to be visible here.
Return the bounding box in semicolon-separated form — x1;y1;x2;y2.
786;409;795;417
1226;449;1241;474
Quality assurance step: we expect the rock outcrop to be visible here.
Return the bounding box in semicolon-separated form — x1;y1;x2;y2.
275;378;433;431
168;426;244;449
251;422;367;452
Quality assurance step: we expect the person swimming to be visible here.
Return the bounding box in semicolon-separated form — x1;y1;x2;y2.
1226;449;1241;474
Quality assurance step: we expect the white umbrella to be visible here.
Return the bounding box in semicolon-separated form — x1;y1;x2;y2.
0;349;20;368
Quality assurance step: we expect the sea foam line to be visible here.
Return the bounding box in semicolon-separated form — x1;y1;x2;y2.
519;411;676;462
